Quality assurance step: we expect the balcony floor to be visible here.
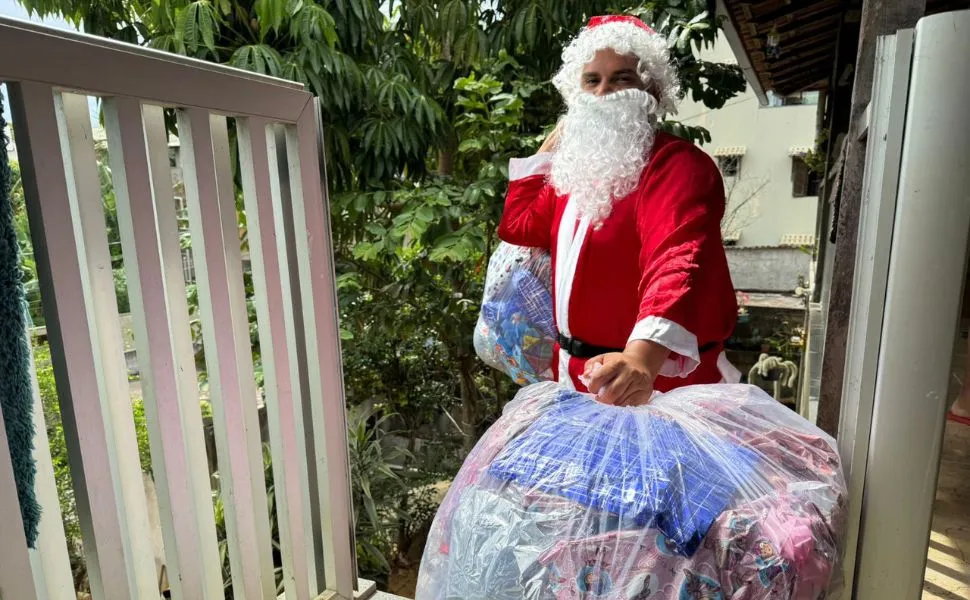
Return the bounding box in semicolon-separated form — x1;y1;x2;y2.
923;329;970;599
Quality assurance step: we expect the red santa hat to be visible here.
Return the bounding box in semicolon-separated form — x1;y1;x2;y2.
552;14;680;115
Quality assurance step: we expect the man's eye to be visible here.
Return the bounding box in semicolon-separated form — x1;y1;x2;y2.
583;78;599;87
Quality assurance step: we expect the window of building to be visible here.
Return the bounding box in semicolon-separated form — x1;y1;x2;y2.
791;156;821;197
718;155;742;178
766;90;820;108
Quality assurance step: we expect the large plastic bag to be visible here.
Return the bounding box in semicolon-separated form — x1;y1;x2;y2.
416;382;847;600
473;242;556;385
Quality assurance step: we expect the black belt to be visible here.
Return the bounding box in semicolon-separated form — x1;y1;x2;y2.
557;332;722;359
557;332;623;359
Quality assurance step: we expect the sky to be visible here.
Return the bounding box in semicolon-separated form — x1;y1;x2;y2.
1;1;97;123
0;0;72;28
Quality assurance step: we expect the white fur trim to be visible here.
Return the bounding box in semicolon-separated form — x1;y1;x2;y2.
509;152;553;181
558;349;575;390
555;198;590;337
717;351;742;384
553;21;681;115
553;196;592;391
628;316;700;378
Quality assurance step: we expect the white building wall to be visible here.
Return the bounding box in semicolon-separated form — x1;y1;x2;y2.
677;35;820;248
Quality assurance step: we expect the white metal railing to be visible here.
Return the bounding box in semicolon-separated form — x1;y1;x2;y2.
0;16;355;600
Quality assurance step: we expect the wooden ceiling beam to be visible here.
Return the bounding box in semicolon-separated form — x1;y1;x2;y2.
748;0;842;22
768;54;834;80
759;42;834;72
771;66;832;91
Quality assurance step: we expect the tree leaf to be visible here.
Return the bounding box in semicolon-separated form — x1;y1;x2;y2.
415;205;435;223
525;3;538;48
291;3;338;48
177;1;218;54
254;0;287;37
229;45;284;76
458;138;483;153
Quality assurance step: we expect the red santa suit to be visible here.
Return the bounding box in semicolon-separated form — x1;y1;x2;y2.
497;132;740;393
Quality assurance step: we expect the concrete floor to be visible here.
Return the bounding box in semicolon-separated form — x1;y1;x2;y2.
922;330;970;599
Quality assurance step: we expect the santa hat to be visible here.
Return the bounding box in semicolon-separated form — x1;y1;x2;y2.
552;15;680;115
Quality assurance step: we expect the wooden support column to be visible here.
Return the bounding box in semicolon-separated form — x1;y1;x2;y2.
816;0;927;436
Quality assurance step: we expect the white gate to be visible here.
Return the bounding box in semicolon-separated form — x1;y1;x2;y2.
0;16;356;600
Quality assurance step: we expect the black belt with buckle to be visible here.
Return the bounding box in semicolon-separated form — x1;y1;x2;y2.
556;332;623;359
557;332;722;359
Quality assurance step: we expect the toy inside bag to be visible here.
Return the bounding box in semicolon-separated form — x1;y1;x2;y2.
474;243;556;385
416;382;847;600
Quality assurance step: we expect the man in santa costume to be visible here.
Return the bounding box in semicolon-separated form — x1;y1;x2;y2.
498;14;740;406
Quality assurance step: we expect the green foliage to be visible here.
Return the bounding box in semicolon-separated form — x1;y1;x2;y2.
803;128;830;175
32;342;85;588
347;404;406;578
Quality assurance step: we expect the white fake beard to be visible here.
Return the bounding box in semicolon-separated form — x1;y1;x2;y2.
550;88;658;224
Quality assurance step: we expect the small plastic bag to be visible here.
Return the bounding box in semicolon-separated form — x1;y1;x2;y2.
473;243;556;385
416;382;847;600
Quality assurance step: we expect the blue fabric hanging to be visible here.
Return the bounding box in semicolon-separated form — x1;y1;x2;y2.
0;91;41;547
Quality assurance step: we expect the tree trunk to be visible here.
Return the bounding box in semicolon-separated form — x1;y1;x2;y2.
438;132;458;177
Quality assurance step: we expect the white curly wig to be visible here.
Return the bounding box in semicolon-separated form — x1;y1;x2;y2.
552;16;681;115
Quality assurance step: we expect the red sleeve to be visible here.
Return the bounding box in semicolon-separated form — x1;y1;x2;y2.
497;154;557;250
628;141;736;376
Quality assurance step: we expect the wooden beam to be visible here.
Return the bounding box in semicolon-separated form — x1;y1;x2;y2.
767;44;838;75
748;0;842;23
769;56;835;84
775;15;843;45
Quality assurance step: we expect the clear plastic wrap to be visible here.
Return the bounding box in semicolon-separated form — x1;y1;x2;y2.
417;382;847;600
474;242;556;385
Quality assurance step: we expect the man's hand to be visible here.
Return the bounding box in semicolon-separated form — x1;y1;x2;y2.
583;340;671;406
538;121;562;153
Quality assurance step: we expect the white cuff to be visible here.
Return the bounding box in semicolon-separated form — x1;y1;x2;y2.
717;351;742;383
628;316;700;378
509;153;553;181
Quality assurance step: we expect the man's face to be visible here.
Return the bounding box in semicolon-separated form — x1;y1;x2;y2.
580;49;645;97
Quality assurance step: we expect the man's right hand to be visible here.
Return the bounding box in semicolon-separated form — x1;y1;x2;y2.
538;122;562;153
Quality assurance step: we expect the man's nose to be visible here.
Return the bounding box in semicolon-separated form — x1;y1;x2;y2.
594;82;614;96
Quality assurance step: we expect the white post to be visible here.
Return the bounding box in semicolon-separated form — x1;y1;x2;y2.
835;30;913;597
853;10;970;599
284;100;356;598
0;399;40;600
177;108;276;599
103;97;224;600
27;342;76;600
237;117;318;599
8;82;158;600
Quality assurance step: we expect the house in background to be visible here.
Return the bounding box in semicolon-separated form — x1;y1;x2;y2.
677;36;824;409
678;35;822;295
